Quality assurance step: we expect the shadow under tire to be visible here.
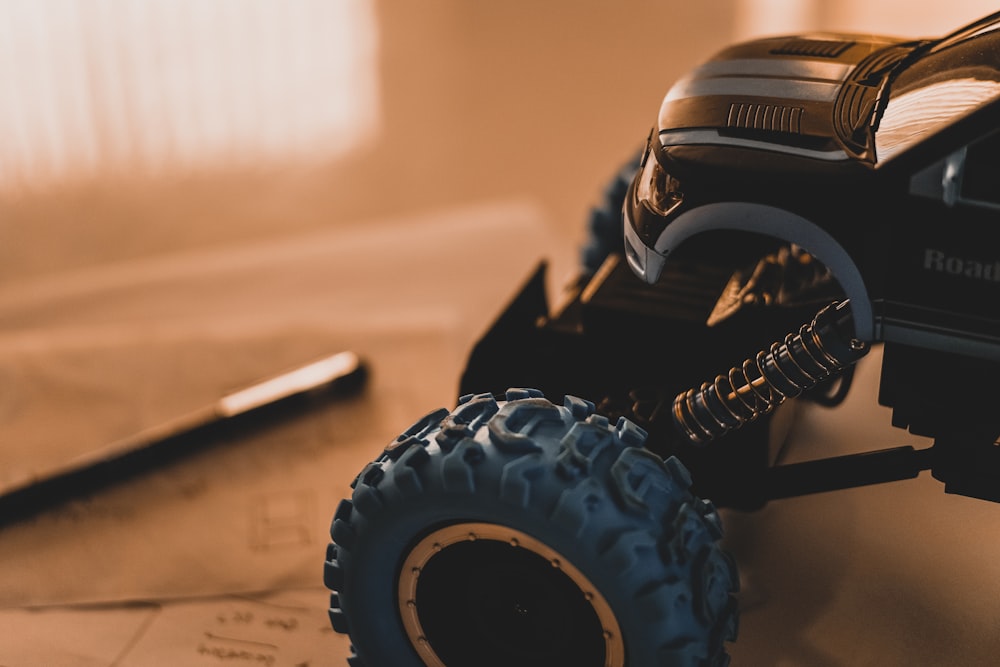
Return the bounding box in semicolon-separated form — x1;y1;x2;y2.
325;389;739;667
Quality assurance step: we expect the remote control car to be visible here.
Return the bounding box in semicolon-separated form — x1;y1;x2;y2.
325;11;1000;666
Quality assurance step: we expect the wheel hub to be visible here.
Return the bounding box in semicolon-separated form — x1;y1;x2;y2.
398;522;624;667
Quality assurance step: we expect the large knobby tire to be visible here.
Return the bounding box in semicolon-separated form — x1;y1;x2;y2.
325;389;738;667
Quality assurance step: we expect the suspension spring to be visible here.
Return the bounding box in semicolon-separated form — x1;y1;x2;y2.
672;300;869;445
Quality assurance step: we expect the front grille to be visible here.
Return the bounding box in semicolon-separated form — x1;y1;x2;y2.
727;103;804;133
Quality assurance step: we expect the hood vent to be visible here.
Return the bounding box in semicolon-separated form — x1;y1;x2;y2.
728;103;803;133
771;39;854;58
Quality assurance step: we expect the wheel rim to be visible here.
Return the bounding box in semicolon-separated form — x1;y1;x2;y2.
398;522;624;667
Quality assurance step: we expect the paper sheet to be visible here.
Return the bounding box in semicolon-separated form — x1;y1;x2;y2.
0;200;573;609
0;587;350;666
0;200;571;499
0;327;455;607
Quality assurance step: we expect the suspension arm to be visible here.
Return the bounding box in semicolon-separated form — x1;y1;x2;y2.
759;445;934;501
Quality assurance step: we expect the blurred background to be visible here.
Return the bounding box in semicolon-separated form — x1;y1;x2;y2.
2;0;999;283
3;2;1000;665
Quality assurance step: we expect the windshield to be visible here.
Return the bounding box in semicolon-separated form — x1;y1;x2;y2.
874;13;1000;162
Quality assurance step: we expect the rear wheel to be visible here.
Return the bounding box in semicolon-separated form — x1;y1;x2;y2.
326;389;739;666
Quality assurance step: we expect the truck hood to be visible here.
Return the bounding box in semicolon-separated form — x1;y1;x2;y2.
657;33;907;161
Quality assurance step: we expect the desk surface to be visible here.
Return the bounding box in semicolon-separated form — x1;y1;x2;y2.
2;202;999;666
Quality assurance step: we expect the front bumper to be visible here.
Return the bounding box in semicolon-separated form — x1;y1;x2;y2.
622;201;669;284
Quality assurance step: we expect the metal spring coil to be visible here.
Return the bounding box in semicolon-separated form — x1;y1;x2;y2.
672;301;868;444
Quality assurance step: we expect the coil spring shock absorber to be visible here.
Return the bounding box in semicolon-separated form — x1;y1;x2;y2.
673;300;869;444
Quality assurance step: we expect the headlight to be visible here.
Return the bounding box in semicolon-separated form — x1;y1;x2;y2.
635;149;682;216
628;138;684;248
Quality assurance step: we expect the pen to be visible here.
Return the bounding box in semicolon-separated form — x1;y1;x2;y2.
0;350;368;526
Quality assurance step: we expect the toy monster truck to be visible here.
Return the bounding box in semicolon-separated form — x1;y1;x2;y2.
326;11;1000;666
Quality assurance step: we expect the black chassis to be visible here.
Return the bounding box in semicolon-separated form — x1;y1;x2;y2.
461;250;1000;511
462;12;1000;510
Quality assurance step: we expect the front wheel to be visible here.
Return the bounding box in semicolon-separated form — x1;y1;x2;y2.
325;389;739;666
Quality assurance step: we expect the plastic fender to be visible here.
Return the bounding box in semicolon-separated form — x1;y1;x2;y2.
655;202;875;342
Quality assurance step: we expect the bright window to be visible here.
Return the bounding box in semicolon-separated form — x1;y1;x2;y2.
0;0;379;189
